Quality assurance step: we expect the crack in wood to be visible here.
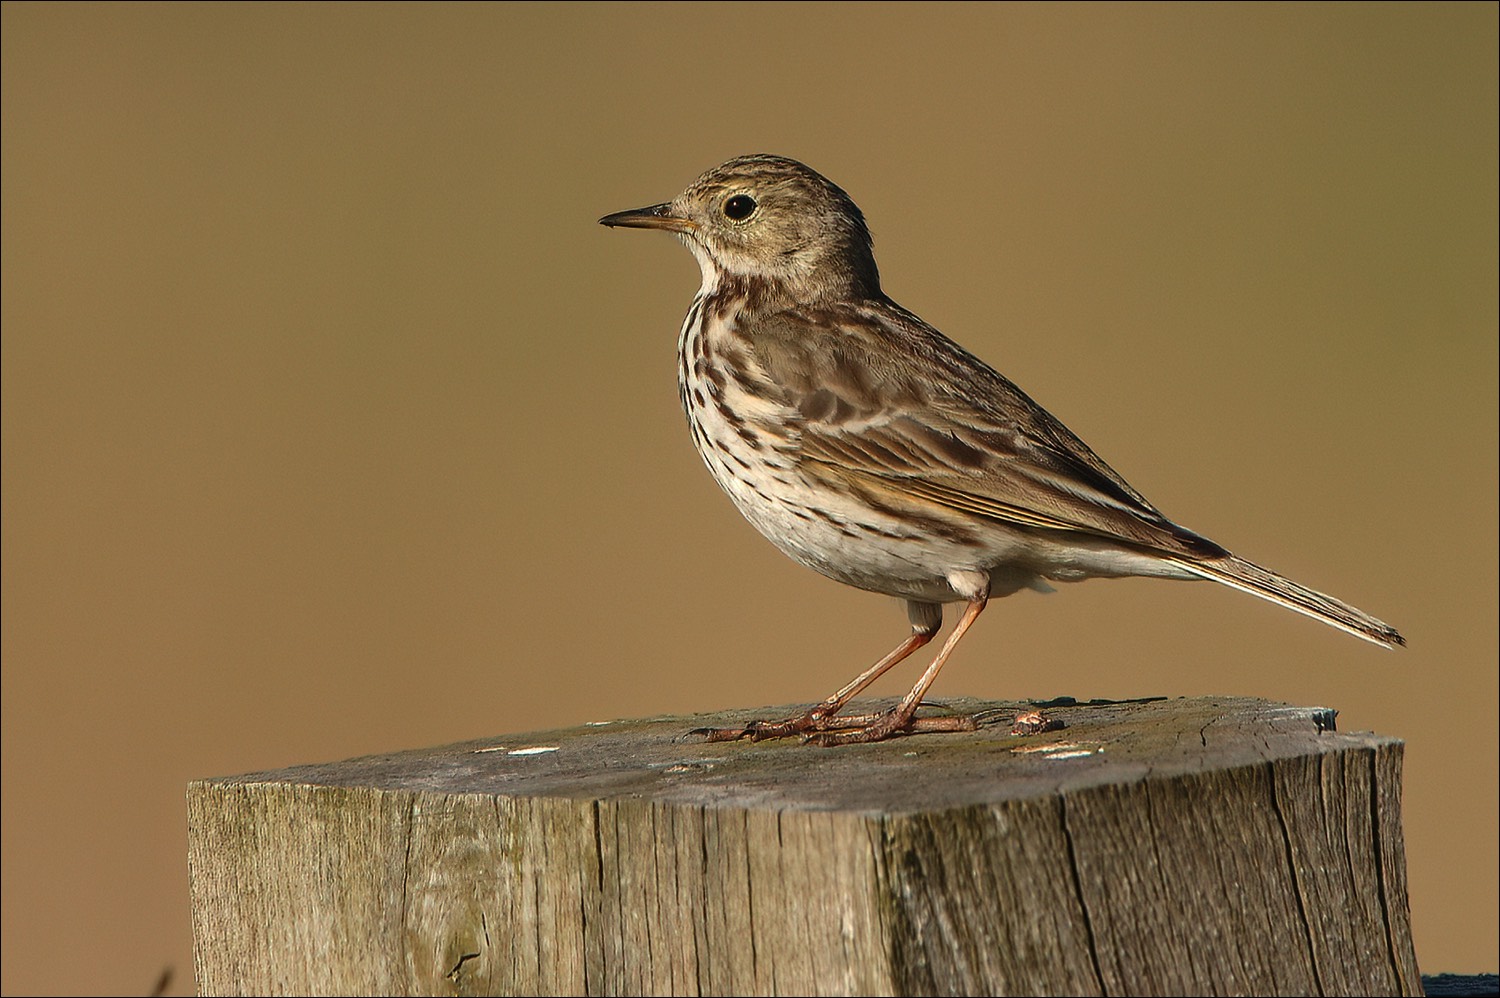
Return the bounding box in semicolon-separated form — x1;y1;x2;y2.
1370;748;1408;992
445;950;480;983
1270;760;1326;995
1060;794;1108;996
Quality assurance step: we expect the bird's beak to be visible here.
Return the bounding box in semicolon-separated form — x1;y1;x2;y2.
598;202;696;233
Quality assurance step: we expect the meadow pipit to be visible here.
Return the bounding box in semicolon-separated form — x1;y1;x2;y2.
600;154;1403;746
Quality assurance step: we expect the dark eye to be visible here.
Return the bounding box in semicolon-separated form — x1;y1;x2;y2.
722;194;757;221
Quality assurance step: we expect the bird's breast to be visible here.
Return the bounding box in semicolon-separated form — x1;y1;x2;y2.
673;293;1010;602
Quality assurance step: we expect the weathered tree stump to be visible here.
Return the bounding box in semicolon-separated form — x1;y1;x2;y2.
187;696;1421;996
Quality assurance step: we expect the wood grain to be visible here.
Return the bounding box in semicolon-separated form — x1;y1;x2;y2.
188;696;1421;995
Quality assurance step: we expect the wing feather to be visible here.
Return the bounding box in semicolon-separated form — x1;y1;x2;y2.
743;299;1226;559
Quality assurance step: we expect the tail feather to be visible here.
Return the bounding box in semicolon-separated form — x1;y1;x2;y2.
1165;555;1405;649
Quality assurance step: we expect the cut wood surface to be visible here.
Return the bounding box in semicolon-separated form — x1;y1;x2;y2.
187;696;1422;996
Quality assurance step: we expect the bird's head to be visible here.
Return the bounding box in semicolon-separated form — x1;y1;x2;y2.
600;154;881;304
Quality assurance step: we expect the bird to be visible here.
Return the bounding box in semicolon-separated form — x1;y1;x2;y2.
598;154;1403;746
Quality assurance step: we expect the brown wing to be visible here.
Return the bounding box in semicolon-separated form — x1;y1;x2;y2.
740;298;1227;560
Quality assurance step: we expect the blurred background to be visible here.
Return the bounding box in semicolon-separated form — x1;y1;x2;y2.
3;4;1495;993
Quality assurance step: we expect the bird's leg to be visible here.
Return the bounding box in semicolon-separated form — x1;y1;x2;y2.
694;602;941;742
805;594;988;746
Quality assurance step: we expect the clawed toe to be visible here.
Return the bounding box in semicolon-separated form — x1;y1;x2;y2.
802;710;979;747
688;725;751;743
687;720;789;742
689;711;833;743
690;702;979;747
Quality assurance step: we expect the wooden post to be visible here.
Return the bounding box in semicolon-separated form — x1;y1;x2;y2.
187;696;1422;996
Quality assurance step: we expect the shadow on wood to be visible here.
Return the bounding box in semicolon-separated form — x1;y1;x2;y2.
187;696;1421;996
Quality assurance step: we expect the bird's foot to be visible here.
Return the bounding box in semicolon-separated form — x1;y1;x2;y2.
692;702;981;746
801;708;978;747
690;704;844;743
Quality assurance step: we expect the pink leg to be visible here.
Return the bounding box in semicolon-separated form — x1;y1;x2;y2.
694;602;941;742
806;595;988;746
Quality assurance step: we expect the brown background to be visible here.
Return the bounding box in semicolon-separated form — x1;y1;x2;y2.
3;4;1495;993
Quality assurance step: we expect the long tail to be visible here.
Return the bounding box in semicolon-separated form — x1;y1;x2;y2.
1163;554;1405;648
